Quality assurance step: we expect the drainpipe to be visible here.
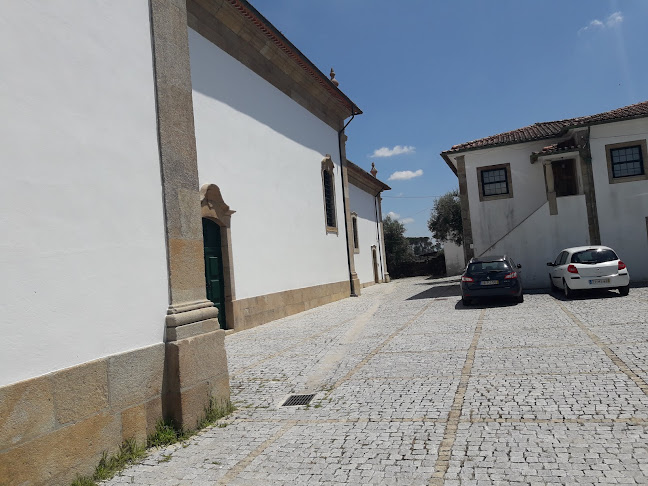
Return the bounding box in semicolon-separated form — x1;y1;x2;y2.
338;110;358;296
374;194;384;280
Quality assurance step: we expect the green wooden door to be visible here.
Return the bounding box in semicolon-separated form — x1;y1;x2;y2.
202;218;226;329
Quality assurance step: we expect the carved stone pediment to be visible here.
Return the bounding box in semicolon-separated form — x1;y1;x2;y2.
200;184;235;227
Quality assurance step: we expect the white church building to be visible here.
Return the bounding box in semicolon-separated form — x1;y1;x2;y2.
0;1;389;484
442;101;648;288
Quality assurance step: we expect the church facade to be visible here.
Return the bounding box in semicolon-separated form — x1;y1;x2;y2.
0;1;389;484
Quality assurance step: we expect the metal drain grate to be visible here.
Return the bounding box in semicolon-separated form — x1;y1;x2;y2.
282;394;316;406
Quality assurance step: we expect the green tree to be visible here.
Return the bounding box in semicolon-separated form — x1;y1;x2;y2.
383;216;412;269
427;189;463;246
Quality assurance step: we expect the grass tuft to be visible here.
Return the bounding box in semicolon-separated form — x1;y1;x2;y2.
70;399;234;486
71;439;146;486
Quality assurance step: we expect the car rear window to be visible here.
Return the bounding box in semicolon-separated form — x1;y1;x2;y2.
467;261;510;273
570;249;618;264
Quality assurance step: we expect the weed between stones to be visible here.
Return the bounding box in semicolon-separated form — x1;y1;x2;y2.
70;398;234;486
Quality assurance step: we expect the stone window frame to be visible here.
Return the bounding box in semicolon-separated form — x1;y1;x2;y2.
321;155;338;234
476;163;514;202
605;139;648;184
351;212;360;253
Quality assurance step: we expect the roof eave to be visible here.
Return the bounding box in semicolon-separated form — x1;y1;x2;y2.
441;151;458;176
237;0;362;117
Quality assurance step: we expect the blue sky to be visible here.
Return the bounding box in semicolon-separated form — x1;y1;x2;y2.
251;0;648;237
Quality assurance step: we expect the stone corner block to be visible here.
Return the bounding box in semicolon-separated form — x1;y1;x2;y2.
163;329;230;428
164;329;229;391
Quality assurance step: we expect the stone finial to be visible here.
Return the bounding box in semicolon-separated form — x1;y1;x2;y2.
330;68;339;87
370;162;378;177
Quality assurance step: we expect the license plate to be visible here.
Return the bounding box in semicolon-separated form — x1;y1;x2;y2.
589;278;610;285
481;280;499;286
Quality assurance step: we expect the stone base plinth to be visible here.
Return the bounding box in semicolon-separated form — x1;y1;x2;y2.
163;326;230;429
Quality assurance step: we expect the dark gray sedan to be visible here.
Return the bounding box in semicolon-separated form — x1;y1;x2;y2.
460;255;523;305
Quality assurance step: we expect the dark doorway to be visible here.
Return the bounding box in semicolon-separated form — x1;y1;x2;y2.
552;159;578;197
202;218;226;329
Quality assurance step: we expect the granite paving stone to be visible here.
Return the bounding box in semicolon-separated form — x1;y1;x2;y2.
104;278;648;485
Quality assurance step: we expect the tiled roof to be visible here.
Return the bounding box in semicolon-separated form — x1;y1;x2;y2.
533;137;581;157
444;100;648;154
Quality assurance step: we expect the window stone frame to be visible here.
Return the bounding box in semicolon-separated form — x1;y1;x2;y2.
321;155;338;234
351;212;359;253
476;163;514;202
605;139;648;184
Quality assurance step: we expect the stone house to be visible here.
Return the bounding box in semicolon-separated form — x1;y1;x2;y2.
0;1;388;484
441;101;648;287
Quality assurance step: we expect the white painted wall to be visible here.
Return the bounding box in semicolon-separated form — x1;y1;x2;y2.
481;198;590;288
348;184;386;284
590;118;648;281
463;141;550;253
0;1;168;386
189;29;350;299
444;242;465;276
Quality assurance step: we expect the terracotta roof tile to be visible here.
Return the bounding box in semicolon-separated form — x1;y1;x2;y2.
445;100;648;154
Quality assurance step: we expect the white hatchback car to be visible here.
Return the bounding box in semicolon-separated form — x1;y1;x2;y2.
547;246;630;298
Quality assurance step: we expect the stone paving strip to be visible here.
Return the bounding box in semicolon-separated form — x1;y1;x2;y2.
429;310;484;485
105;279;648;485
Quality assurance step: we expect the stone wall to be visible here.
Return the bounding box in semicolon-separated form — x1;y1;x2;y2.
231;281;350;331
0;332;229;486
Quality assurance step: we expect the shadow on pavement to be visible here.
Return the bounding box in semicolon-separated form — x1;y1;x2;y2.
453;297;520;310
406;282;462;300
549;288;628;302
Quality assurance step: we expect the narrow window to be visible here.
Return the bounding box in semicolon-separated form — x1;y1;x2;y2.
481;168;508;197
351;213;359;252
321;156;337;232
610;145;644;178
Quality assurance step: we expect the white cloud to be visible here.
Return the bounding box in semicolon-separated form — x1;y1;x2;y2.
388;169;423;181
400;218;414;225
579;12;623;34
371;145;416;158
606;12;623;27
386;211;400;219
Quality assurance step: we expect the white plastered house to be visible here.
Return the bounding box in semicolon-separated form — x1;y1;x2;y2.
347;161;391;287
0;1;388;483
441;101;648;288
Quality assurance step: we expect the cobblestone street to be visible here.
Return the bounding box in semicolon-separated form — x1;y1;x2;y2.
105;277;648;485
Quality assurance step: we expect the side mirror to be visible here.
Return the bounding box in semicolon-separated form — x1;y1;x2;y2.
517;264;522;269
546;262;554;267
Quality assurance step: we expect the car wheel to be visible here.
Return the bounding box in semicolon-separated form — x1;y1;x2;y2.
462;297;472;306
549;276;558;293
516;293;524;304
619;285;630;296
563;279;573;299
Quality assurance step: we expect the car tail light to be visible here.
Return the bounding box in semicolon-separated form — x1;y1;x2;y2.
618;261;626;271
461;276;474;283
567;265;579;274
504;272;517;279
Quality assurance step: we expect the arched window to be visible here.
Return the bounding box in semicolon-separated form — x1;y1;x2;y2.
321;156;337;233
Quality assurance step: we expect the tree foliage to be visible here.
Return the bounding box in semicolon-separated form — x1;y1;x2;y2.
383;216;413;269
427;189;463;246
406;237;439;257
